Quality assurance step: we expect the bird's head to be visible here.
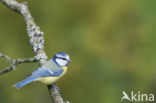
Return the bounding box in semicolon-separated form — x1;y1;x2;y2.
52;52;71;67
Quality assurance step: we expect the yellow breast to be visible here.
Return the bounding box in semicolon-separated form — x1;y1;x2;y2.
38;67;67;85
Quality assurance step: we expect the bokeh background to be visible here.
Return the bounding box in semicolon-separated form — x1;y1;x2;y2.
0;0;156;103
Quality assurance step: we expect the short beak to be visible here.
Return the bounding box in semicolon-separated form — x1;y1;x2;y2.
68;59;71;63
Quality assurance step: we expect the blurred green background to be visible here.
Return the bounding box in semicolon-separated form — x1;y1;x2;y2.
0;0;156;103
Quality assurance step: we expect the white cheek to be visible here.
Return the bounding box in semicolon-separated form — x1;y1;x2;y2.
56;59;68;66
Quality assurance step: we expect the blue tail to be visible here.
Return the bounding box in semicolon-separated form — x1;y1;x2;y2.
13;76;39;89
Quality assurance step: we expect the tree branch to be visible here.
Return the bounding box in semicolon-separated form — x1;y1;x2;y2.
1;0;47;65
0;53;37;75
0;0;67;103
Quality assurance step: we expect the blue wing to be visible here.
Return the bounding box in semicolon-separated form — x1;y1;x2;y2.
13;67;63;89
32;60;64;77
13;60;64;89
13;76;39;89
32;67;63;77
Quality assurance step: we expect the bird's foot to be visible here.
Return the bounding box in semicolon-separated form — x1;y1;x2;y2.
48;83;60;91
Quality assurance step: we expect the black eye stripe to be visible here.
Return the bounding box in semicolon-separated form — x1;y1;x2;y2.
62;58;66;60
58;57;67;60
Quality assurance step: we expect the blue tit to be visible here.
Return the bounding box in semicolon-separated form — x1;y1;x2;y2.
13;52;71;89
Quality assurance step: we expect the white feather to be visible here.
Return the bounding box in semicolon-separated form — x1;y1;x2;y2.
56;58;68;67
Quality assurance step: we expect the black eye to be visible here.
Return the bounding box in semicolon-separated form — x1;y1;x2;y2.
58;57;66;60
62;58;66;60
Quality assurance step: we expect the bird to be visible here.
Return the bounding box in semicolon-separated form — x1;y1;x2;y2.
13;52;71;89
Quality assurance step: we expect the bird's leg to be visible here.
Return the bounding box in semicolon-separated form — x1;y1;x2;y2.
48;83;60;91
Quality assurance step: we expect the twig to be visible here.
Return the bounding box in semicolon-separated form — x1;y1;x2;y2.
0;53;37;75
0;0;67;103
